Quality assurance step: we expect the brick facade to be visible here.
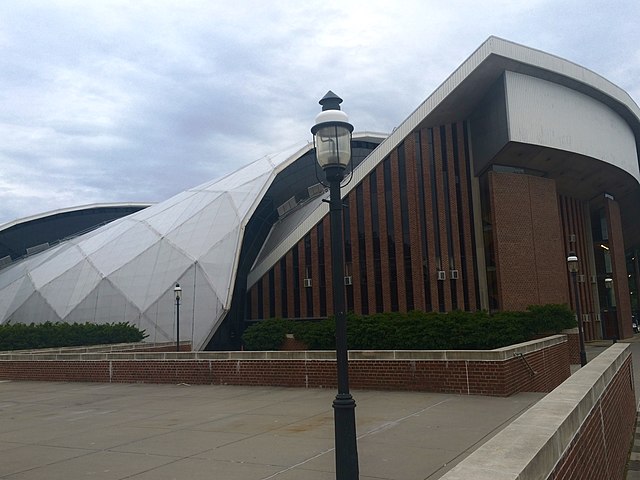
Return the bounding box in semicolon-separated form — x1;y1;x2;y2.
249;122;479;319
489;172;569;310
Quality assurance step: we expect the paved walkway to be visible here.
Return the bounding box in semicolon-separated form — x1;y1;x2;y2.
0;381;543;480
1;339;637;479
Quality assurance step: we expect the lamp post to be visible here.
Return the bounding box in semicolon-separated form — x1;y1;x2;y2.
174;283;182;352
605;277;617;342
311;91;358;480
567;253;587;366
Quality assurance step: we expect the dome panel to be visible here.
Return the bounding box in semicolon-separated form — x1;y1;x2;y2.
199;156;274;192
198;227;240;307
8;290;60;325
89;279;143;325
165;193;240;260
88;222;161;276
108;239;193;311
39;259;102;318
141;190;224;236
0;276;34;321
77;218;139;256
29;244;84;289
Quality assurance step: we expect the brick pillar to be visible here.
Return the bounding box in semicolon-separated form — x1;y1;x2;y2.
489;172;569;310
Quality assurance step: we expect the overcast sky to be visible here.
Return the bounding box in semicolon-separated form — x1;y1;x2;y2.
1;0;639;226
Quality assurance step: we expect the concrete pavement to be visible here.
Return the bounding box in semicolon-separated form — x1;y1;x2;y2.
1;337;638;480
0;381;544;480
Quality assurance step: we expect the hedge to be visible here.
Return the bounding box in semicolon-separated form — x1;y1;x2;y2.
0;322;147;351
242;304;576;351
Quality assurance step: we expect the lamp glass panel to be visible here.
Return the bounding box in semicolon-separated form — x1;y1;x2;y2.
315;125;351;168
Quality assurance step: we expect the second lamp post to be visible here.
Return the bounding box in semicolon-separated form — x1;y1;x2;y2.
567;252;587;366
311;91;359;480
174;283;182;352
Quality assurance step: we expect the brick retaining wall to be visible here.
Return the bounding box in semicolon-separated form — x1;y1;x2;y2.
440;343;636;480
0;336;569;397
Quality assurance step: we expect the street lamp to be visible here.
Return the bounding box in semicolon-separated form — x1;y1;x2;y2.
604;277;617;342
174;283;182;352
311;91;358;480
567;252;587;366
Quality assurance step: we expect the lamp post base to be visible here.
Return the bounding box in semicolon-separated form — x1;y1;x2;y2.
333;393;358;479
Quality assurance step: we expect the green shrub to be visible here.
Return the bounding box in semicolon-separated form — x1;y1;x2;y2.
241;304;576;351
0;321;146;351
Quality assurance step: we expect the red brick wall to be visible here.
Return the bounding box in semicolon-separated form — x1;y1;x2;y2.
0;339;570;397
563;330;581;365
489;172;569;310
548;355;635;480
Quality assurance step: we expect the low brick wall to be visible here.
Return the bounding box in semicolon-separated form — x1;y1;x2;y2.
0;336;569;396
440;343;636;479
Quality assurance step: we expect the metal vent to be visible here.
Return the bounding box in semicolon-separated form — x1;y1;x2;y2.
277;196;297;217
307;183;325;198
26;243;50;256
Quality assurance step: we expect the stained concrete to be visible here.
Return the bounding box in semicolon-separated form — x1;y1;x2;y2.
0;380;543;479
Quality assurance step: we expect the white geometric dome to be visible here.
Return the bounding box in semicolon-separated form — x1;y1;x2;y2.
0;142;310;350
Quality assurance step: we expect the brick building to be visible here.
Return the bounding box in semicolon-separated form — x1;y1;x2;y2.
1;37;638;350
242;37;640;347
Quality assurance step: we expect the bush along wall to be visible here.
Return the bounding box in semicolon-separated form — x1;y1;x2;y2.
0;322;147;351
241;304;576;351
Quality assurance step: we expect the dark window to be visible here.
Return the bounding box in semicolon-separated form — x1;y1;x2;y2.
318;222;327;316
268;268;276;318
304;234;313;317
383;157;399;311
280;257;288;318
344;197;354;312
428;128;445;312
463;122;481;310
246;288;252;319
370;169;383;312
415;130;432;311
257;279;264;319
356;183;369;314
398;143;414;311
452;123;469;310
292;248;301;317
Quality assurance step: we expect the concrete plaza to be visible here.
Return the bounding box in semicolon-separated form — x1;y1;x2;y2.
1;340;638;480
0;380;544;480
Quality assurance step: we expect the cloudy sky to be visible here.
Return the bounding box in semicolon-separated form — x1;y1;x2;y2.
1;0;639;225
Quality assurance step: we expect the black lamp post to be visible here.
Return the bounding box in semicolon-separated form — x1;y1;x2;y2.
311;91;358;480
605;277;618;342
567;252;587;366
174;283;182;352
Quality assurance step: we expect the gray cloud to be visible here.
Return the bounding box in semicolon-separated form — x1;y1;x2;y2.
1;0;639;225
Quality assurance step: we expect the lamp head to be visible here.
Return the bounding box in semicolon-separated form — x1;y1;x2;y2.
311;91;353;171
567;252;579;273
174;283;182;300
